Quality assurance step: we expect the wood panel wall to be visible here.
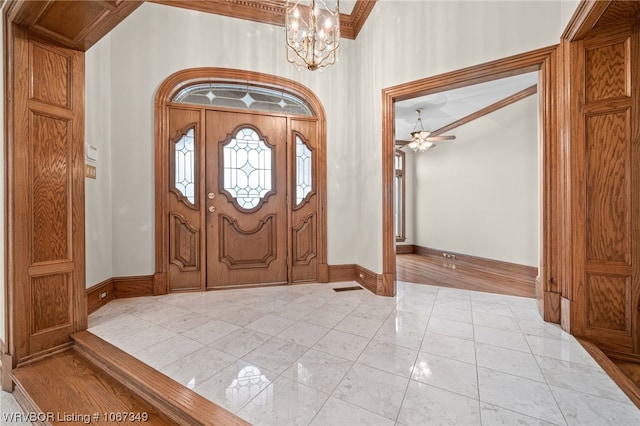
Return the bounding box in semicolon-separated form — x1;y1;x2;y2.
567;24;640;355
5;24;86;375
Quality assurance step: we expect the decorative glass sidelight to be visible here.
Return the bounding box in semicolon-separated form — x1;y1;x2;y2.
174;128;196;204
223;128;273;209
295;135;313;205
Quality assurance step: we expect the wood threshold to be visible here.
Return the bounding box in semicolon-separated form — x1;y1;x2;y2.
72;331;249;425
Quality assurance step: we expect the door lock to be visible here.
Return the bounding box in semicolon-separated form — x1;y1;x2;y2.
208;206;216;213
208;193;215;200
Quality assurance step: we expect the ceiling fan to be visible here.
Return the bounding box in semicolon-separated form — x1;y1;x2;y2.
396;108;456;152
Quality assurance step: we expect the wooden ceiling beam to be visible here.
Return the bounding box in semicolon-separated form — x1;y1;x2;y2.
429;84;538;137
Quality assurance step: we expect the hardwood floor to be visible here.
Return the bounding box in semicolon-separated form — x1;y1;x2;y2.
396;253;536;298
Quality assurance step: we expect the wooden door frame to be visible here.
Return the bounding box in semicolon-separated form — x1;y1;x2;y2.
153;68;328;294
381;46;563;322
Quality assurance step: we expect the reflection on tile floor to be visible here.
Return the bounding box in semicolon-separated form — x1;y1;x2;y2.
88;281;640;425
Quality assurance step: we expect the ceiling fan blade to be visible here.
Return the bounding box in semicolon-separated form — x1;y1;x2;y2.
426;135;456;141
395;140;411;145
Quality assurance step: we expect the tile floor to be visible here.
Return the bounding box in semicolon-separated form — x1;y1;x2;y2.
85;281;640;426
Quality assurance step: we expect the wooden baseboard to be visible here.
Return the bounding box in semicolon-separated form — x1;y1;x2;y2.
113;275;154;299
395;244;414;254
328;264;356;282
2;351;13;392
603;349;640;364
86;278;115;314
411;245;538;278
355;265;382;294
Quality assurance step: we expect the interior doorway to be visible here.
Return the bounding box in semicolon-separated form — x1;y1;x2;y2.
381;47;561;321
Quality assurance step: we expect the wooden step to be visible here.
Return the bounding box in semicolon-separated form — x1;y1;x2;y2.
71;331;249;426
10;331;249;425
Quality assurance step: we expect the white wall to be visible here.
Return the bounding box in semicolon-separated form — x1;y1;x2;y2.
84;2;359;280
352;0;574;273
85;35;114;286
413;95;539;266
84;0;580;282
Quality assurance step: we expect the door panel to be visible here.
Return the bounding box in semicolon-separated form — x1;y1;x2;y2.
167;107;203;291
571;27;640;354
290;119;319;282
206;111;287;288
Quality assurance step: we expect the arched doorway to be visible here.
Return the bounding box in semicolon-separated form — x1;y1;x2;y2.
154;68;328;293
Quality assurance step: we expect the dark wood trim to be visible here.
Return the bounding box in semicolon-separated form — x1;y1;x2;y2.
328;264;356;282
382;45;558;304
112;276;154;299
430;84;538;137
86;279;115;315
395;244;414;254
561;0;613;41
605;349;640;364
412;245;538;278
72;331;250;425
355;265;382;294
148;0;376;40
577;337;640;408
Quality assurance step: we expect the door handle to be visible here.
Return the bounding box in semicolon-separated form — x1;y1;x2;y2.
208;192;215;200
208;206;216;213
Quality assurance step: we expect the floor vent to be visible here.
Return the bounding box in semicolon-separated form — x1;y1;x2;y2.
332;286;363;292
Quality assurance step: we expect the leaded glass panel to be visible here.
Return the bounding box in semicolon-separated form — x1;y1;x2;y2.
223;128;273;209
173;83;313;116
174;128;195;204
296;135;313;205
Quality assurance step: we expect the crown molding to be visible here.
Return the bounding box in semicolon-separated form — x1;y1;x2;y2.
148;0;376;40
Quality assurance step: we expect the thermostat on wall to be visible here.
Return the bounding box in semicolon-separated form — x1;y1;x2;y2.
85;144;98;163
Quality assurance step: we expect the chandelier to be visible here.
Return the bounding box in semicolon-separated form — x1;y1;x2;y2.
285;0;340;71
408;108;435;152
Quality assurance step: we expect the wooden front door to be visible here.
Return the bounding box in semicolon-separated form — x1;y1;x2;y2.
205;110;288;288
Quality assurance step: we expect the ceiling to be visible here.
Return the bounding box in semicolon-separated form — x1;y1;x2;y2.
394;71;539;142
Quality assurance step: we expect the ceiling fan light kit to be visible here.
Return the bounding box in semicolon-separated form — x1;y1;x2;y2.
405;108;456;152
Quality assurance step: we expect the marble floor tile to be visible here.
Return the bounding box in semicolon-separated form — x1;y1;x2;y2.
132;334;204;370
332;363;409;421
397;380;481;426
525;334;600;367
237;376;329;426
472;311;521;332
242;337;309;374
181;318;240;345
334;315;384;339
474;325;531;352
194;360;278;413
208;328;271;357
302;308;348;328
309;396;395;426
283;349;353;394
411;351;478;399
1;390;32;426
536;355;633;403
477;367;565;424
87;281;636;426
245;313;298;336
160;345;237;389
312;330;370;361
475;342;545;382
479;402;560;426
420;331;477;365
549;385;640;426
357;340;418;378
427;317;475;340
373;320;426;350
276;321;331;348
